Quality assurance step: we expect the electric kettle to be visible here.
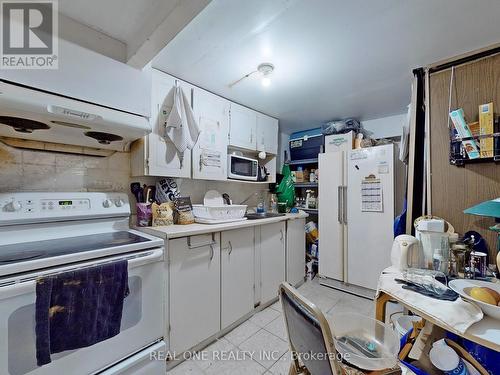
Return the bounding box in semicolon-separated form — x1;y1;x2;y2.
391;235;422;271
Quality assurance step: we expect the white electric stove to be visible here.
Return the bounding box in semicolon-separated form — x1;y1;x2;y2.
0;192;166;375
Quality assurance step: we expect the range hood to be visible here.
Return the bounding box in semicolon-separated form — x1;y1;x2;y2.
0;80;150;152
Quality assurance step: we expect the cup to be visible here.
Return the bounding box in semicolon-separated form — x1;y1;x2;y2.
136;203;152;227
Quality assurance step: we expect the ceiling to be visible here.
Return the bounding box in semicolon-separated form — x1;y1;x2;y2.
59;0;210;67
152;0;500;133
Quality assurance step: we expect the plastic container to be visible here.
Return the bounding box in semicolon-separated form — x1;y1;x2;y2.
191;204;247;220
289;128;324;160
392;315;422;338
330;313;399;371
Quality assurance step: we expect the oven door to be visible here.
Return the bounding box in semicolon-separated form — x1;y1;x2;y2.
0;248;164;375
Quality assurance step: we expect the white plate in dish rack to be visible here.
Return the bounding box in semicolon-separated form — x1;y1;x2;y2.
195;217;248;224
203;190;224;206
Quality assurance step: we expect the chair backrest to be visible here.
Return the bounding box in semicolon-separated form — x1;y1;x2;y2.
279;282;340;375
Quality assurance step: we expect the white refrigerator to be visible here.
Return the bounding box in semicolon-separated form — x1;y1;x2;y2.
318;143;396;291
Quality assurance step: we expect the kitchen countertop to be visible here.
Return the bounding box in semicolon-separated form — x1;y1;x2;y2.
136;212;309;239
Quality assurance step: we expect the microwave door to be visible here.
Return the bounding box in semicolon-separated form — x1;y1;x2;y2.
230;157;257;180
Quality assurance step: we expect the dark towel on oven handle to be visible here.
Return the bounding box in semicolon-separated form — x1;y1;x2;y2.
35;260;129;366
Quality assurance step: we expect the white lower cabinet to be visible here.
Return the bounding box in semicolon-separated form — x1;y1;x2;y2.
168;234;220;353
259;222;286;304
220;227;255;329
286;218;306;286
164;218;306;353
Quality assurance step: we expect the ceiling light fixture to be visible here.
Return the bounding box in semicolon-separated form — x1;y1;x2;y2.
257;63;274;87
228;62;275;88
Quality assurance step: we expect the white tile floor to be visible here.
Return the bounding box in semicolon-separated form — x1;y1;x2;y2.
167;278;402;375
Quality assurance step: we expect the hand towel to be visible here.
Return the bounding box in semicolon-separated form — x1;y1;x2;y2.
164;86;200;153
35;260;129;366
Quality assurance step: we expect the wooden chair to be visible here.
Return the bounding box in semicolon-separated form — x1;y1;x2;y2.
279;282;342;375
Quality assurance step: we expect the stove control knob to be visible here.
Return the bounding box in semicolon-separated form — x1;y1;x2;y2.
4;200;22;212
102;199;114;208
115;198;124;207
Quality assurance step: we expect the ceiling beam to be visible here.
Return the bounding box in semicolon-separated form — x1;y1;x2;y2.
126;0;211;69
59;13;127;63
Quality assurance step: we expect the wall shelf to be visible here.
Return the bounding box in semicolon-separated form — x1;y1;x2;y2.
287;158;318;166
449;118;500;166
294;182;318;188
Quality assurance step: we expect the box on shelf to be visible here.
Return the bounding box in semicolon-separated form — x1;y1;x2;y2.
479;102;494;158
449;109;473;138
289;128;324;160
449;108;480;159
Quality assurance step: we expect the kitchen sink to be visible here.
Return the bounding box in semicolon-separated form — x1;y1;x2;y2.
245;212;286;220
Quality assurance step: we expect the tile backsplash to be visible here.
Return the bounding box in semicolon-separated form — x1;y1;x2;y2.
0;142;269;210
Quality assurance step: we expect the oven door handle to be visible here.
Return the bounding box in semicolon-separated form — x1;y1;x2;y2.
0;248;164;300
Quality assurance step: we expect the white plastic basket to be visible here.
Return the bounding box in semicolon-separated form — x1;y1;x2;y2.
192;204;247;220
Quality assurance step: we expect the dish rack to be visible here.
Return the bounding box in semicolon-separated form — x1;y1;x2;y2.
192;204;247;220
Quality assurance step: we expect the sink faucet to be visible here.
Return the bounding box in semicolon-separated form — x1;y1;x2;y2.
239;192;259;205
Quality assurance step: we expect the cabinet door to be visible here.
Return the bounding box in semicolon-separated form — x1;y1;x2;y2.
192;88;229;181
221;227;255;328
260;222;286;304
257;113;279;154
229;103;257;150
168;234;220;353
148;70;192;177
286;218;306;286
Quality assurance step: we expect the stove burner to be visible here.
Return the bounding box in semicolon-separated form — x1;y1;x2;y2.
0;116;50;133
0;251;45;263
84;131;123;145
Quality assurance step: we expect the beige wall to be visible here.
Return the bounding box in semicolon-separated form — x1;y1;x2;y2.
0;142;269;211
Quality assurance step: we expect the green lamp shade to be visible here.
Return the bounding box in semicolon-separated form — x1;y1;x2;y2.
464;198;500;219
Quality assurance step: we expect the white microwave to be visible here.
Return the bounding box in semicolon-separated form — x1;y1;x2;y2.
227;154;258;181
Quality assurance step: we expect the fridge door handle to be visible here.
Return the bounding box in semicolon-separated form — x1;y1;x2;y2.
337;186;343;224
342;186;348;224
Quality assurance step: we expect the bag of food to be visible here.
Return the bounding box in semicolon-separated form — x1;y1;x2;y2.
277;164;295;209
155;177;181;203
152;202;174;226
173;197;195;225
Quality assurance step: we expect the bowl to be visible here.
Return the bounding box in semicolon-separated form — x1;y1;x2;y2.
329;313;399;371
449;279;500;320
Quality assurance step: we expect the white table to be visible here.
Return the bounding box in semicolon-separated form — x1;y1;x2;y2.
375;275;500;352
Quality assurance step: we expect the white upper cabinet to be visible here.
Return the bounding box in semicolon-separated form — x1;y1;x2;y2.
131;69;192;177
192;88;230;181
229;103;257;150
256;113;279;154
132;69;279;179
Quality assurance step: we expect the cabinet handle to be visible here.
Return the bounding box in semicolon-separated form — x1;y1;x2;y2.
228;241;233;255
342;186;348;224
187;233;216;249
209;244;214;261
337;186;343;224
280;229;283;241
